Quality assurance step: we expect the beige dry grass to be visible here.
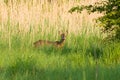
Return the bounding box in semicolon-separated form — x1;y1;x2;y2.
0;0;101;31
0;0;102;48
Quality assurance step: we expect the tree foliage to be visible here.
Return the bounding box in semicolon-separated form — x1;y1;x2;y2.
69;0;120;40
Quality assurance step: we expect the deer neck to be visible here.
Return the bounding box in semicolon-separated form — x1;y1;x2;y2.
59;38;65;44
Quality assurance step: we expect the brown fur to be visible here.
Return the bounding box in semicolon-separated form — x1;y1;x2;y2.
34;32;67;48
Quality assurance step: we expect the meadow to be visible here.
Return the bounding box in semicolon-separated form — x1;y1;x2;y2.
0;0;120;80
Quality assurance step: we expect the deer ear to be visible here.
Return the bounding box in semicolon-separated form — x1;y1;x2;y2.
58;30;63;34
66;30;68;34
58;31;61;34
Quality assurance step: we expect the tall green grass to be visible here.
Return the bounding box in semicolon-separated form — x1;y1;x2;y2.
0;43;120;80
0;26;120;80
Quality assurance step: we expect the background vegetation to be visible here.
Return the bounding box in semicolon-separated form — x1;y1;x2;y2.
69;0;120;40
0;0;120;80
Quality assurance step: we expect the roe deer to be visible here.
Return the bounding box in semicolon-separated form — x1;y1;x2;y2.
34;31;68;48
